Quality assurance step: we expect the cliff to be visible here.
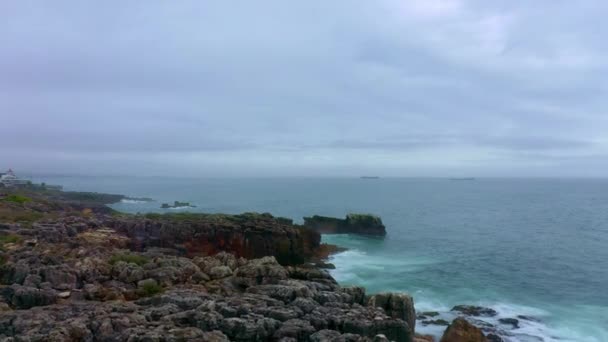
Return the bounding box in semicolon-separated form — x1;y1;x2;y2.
303;213;387;236
109;212;321;265
0;187;496;342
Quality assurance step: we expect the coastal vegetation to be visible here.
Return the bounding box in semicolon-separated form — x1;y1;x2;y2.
109;253;149;266
2;194;31;204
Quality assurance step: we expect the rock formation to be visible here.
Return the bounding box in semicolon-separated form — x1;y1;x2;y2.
0;188;414;341
303;214;387;236
440;318;488;342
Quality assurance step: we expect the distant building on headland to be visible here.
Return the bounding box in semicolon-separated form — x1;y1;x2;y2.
0;169;29;187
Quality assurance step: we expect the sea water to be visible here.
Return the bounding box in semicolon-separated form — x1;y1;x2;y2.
32;176;608;341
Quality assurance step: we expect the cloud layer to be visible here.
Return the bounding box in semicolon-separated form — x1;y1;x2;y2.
1;1;607;176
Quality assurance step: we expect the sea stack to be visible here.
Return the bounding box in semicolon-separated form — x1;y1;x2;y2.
303;213;387;236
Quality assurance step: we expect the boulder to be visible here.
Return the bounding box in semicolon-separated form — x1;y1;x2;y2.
209;266;233;280
440;318;488;342
2;285;57;309
233;256;288;288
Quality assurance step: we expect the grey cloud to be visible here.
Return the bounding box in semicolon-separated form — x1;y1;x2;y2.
1;0;607;176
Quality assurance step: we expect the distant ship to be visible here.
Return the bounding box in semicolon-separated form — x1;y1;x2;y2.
360;176;380;179
449;177;476;181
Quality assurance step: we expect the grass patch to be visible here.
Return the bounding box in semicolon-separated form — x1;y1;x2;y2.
139;282;164;297
0;234;22;251
3;195;31;204
109;253;149;266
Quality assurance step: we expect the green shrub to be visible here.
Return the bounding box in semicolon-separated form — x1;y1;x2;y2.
139;282;163;297
109;253;149;266
0;234;21;251
0;234;21;244
4;195;31;204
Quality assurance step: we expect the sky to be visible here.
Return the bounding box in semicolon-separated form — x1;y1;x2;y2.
1;0;607;177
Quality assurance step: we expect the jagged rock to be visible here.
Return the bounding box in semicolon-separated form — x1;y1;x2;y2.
310;329;343;341
247;284;303;303
498;317;519;328
451;305;497;317
209;265;233;279
2;284;57;309
440;318;488;342
273;318;316;340
192;270;211;283
75;257;112;284
417;311;440;319
368;292;416;334
421;319;449;326
22;274;42;288
112;261;145;284
486;333;503;342
303;214;387;236
341;286;366;305
233;256;288;288
220;316;281;341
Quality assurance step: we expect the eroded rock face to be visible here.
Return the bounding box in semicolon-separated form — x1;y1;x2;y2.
368;292;416;334
110;212;322;265
303;214;387;236
440;318;488;342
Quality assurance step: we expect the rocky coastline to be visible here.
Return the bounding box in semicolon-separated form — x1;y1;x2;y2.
0;187;495;341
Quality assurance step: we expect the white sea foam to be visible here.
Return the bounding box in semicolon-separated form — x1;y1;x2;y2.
328;245;608;342
413;300;607;342
120;199;147;204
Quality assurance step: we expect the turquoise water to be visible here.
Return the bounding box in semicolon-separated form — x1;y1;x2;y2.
33;176;608;341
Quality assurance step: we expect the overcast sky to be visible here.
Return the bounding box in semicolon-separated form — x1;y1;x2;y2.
1;1;607;177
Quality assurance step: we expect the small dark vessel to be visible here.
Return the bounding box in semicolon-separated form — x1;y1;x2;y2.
449;177;476;181
360;176;380;179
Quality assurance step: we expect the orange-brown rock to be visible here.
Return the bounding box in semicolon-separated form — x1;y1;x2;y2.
440;318;488;342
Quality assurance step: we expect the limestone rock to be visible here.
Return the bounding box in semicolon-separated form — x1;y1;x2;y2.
368;292;416;334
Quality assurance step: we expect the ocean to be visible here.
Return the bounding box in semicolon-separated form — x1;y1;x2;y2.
32;176;608;341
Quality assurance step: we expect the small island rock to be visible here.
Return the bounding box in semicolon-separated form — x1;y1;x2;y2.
303;213;387;236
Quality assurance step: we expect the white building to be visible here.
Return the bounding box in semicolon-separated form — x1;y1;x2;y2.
0;169;29;187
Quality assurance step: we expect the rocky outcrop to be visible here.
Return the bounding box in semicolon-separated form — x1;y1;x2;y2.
368;292;416;334
0;252;415;342
303;214;387;236
109;212;322;265
0;187;416;341
440;318;488;342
